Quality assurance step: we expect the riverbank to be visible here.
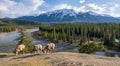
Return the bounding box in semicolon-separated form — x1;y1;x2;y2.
31;31;78;52
0;52;120;66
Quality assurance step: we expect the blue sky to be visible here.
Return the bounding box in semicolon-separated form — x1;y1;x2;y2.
0;0;120;18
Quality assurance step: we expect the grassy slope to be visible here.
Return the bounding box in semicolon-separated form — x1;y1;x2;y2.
0;52;120;66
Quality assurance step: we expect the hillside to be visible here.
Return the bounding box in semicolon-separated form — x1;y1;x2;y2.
0;52;120;66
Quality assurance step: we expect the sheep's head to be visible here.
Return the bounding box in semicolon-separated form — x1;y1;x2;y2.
42;49;47;53
15;48;20;55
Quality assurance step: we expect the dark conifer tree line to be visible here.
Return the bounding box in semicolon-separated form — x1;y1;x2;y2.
0;19;41;32
38;23;120;51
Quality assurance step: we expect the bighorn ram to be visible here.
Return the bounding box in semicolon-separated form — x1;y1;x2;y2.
31;44;42;54
42;43;55;53
15;44;25;55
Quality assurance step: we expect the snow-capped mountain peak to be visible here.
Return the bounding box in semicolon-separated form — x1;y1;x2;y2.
47;9;77;18
16;9;120;23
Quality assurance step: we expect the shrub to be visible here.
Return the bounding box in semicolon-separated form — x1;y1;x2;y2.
78;41;106;54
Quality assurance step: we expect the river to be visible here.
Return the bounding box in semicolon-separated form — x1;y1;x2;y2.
0;29;38;53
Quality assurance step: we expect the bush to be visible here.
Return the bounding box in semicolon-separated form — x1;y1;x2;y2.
17;32;34;53
78;41;106;54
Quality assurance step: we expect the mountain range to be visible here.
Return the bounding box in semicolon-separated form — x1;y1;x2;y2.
15;9;120;23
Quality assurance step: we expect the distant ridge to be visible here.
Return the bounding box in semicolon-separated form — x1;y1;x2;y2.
15;9;120;23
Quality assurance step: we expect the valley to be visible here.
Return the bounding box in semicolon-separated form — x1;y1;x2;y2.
0;23;120;66
1;0;120;66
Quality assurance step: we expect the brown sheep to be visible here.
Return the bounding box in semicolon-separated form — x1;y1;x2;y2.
15;44;25;55
42;43;55;54
31;44;42;54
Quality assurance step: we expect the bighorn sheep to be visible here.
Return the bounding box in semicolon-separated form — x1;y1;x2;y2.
31;44;42;54
15;44;25;55
42;43;55;53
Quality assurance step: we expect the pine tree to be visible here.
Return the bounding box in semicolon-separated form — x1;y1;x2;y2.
18;32;34;53
62;27;66;42
53;27;57;42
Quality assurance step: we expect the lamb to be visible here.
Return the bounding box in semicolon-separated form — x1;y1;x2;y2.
42;43;55;53
31;44;42;54
15;44;25;55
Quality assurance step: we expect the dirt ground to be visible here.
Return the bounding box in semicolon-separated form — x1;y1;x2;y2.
0;52;120;66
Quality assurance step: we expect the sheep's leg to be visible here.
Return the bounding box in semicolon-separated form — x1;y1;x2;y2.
20;51;22;55
16;52;18;55
50;50;52;53
40;49;42;54
42;50;46;54
22;51;24;55
52;49;54;53
44;50;46;54
50;49;53;53
31;51;33;54
48;49;50;53
45;49;48;54
37;50;40;54
18;51;20;55
51;48;54;53
33;50;35;54
46;50;48;54
35;51;37;54
21;51;22;55
39;49;42;54
33;51;36;54
45;51;47;54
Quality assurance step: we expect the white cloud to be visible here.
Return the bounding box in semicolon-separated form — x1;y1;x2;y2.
80;0;85;3
0;0;44;18
109;4;120;17
1;0;119;18
79;4;105;14
53;3;120;17
53;4;105;14
53;4;72;11
101;3;120;17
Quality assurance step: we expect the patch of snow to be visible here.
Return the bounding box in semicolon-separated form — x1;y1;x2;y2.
46;9;76;19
